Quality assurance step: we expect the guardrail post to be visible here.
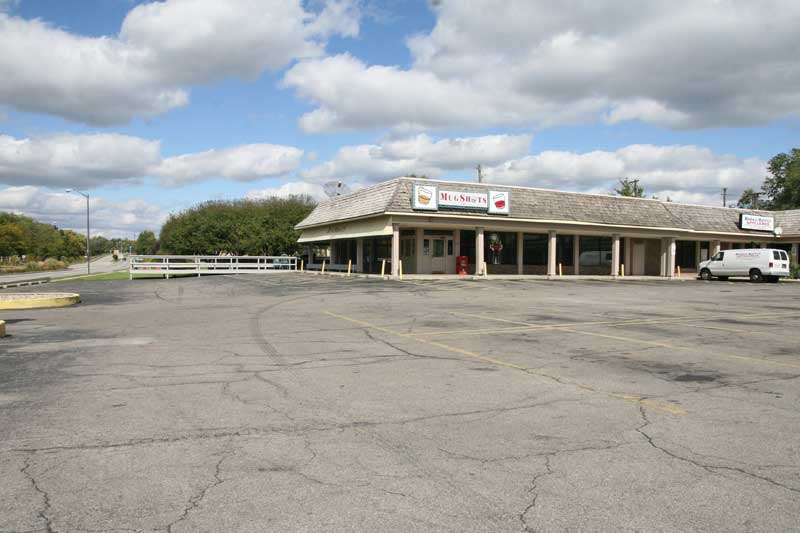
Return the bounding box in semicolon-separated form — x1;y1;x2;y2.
165;257;170;279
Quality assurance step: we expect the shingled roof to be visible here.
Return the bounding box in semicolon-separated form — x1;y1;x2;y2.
297;177;795;237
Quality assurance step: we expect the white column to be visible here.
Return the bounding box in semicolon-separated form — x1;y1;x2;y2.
711;240;721;256
306;245;313;264
454;230;461;260
391;224;400;276
517;231;524;275
667;237;677;278
476;227;485;275
760;242;768;249
356;238;364;273
792;243;799;265
547;230;557;277
573;235;581;275
415;227;424;274
624;237;632;276
659;239;667;277
612;234;621;277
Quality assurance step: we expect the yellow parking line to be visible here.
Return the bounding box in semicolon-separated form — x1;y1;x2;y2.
324;310;686;415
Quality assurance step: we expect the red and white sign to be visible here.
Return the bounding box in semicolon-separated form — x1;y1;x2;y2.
488;191;510;214
412;185;511;215
439;190;488;209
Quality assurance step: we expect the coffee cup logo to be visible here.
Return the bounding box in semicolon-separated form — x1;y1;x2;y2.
493;193;506;210
418;186;433;205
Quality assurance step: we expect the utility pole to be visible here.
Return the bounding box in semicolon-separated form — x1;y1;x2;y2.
67;189;90;274
476;164;483;183
721;187;727;207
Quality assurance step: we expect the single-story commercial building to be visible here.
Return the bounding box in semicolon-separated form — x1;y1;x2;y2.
295;177;800;277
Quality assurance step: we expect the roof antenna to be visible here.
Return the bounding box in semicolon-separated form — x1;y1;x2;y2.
476;163;483;183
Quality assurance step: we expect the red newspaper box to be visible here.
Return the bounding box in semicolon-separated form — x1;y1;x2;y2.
456;255;469;275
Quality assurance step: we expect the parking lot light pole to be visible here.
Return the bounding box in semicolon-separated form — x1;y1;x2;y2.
66;189;90;274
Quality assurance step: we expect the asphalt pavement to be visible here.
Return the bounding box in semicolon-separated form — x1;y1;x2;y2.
1;274;799;531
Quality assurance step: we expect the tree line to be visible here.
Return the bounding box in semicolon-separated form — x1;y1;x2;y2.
158;196;316;255
0;212;86;260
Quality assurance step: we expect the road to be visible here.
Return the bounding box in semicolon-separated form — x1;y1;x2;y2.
1;274;799;531
0;255;128;285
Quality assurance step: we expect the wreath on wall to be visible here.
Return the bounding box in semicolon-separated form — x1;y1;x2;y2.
488;233;503;264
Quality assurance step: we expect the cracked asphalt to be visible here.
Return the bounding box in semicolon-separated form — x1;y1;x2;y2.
1;273;799;532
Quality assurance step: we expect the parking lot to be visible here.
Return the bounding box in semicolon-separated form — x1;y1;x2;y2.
1;274;799;532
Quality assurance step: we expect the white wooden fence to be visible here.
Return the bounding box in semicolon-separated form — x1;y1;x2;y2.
129;255;297;279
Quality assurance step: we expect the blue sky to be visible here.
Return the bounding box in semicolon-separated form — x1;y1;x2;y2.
0;0;798;236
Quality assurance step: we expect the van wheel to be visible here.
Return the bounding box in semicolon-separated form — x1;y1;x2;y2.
700;269;712;281
749;269;763;282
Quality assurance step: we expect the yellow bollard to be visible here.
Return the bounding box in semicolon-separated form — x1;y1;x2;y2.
677;265;681;277
347;259;352;276
399;259;403;279
381;259;386;277
483;261;488;277
321;260;326;274
300;259;304;272
559;263;563;276
621;263;625;277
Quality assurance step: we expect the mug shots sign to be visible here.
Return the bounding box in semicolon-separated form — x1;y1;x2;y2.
412;185;510;215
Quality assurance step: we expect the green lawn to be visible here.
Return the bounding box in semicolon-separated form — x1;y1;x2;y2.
54;271;195;282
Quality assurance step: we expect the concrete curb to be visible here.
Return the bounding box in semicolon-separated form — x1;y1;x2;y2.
0;277;50;290
0;292;81;310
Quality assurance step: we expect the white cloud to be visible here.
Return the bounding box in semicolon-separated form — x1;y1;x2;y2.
300;133;531;182
0;186;166;237
0;134;161;188
284;1;800;132
0;0;360;125
153;144;304;186
0;133;303;188
246;181;327;202
484;144;766;206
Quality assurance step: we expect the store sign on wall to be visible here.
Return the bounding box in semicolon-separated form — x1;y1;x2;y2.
412;185;510;215
740;214;775;232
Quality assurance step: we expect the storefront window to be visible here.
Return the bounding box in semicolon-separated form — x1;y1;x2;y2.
485;232;517;264
557;235;574;266
675;241;696;268
460;230;476;263
579;236;611;266
523;234;548;265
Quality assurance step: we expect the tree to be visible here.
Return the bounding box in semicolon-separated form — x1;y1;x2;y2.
134;231;158;254
615;178;645;198
760;148;800;210
159;196;316;255
0;223;25;257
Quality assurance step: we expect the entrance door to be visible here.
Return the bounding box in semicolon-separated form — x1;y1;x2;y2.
431;238;445;273
632;241;646;275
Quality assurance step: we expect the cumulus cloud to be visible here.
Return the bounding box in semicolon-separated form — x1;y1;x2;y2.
0;186;166;237
246;181;327;202
300;133;531;182
153;144;304;186
0;133;303;188
0;134;161;188
0;0;360;125
284;1;800;132
484;144;766;206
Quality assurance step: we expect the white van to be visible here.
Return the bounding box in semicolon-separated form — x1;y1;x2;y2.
698;248;791;283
